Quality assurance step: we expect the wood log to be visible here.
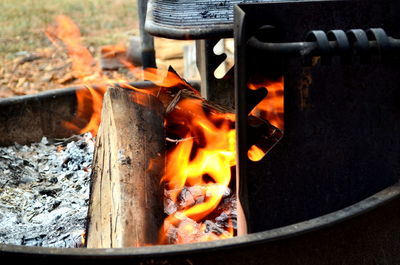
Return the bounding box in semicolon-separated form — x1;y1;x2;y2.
86;87;165;248
165;88;234;114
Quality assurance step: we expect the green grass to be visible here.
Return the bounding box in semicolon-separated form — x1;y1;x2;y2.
0;0;138;59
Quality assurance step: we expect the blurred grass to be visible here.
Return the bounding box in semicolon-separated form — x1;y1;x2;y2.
0;0;138;59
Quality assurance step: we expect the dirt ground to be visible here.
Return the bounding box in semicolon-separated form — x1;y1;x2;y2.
0;37;191;98
0;0;192;99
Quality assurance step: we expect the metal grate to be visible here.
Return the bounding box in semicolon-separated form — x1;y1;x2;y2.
145;0;293;39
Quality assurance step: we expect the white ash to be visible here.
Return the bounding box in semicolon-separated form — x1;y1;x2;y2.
0;133;94;248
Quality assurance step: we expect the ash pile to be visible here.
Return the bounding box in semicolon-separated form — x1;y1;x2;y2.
0;133;94;248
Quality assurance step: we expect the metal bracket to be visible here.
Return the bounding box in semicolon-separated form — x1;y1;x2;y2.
138;0;156;68
196;39;235;108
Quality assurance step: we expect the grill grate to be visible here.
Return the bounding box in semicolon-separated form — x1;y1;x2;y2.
146;0;294;39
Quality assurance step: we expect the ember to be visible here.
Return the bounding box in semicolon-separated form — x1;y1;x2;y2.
163;186;236;244
0;133;94;247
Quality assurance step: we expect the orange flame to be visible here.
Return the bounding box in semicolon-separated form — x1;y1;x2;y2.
45;15;183;136
63;85;106;136
46;15;283;245
159;98;236;244
247;145;265;161
100;43;127;59
247;76;284;161
45;15;96;79
248;76;284;130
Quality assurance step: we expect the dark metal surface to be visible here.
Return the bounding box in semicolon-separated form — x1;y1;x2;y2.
235;0;400;235
138;0;157;68
145;0;305;39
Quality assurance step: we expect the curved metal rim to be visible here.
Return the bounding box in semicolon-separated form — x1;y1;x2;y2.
1;181;398;257
0;81;157;106
0;81;201;105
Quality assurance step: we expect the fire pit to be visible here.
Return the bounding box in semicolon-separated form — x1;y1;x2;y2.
1;0;400;264
0;83;399;264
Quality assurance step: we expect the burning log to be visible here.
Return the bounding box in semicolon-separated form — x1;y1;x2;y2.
86;87;165;248
166;88;233;115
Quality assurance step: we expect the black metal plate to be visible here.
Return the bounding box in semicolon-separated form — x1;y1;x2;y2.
235;0;400;233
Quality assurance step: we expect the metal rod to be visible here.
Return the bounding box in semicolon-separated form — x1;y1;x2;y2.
247;36;400;57
138;0;157;68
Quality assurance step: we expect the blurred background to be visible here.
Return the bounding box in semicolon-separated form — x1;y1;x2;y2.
0;0;197;97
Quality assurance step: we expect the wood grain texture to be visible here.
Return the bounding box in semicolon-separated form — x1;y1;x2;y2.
86;87;165;248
